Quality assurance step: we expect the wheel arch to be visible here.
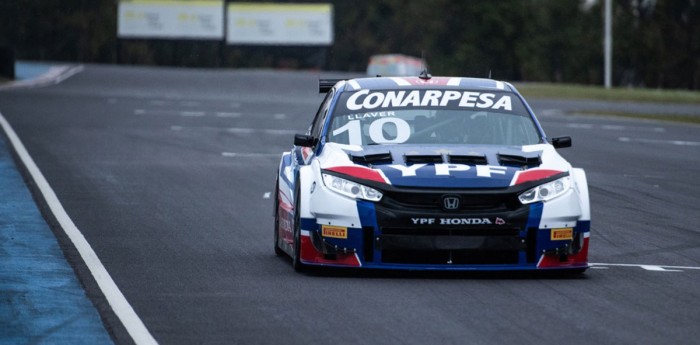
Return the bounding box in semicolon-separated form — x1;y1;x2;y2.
571;168;590;221
297;164;316;219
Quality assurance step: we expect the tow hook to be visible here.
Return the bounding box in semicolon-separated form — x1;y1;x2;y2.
543;244;572;261
311;229;357;256
543;232;583;261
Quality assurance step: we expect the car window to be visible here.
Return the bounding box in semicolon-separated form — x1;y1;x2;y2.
310;89;334;138
326;89;540;146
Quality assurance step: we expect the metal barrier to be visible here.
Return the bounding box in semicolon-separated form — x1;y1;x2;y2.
0;46;15;80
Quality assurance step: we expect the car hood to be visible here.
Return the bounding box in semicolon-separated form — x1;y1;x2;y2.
318;143;571;189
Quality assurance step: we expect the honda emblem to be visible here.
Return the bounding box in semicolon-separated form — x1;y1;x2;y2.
442;196;461;210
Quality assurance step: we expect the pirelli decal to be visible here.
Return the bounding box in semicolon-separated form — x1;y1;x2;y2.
322;225;348;239
551;228;573;241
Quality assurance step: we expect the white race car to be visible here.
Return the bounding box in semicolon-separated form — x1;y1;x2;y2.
274;75;590;273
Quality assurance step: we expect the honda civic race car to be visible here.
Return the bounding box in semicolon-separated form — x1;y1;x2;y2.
274;75;590;272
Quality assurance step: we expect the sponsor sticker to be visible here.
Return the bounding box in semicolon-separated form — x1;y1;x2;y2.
410;217;494;225
551;228;573;241
345;90;513;111
322;225;347;239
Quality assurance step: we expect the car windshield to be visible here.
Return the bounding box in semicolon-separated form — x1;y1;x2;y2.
326;89;542;146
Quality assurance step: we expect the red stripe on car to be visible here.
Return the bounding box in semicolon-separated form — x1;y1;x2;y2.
513;169;563;185
326;166;387;184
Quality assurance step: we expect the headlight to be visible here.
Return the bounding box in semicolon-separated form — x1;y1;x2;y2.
321;173;383;202
518;176;571;204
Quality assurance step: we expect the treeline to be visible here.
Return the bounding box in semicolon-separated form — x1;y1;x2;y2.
0;0;698;89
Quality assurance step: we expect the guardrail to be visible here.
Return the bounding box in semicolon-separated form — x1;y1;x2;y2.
0;46;15;80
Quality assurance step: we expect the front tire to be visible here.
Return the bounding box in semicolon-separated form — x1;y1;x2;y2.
273;178;284;257
292;182;307;272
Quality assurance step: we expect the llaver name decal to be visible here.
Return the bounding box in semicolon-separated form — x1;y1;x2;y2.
346;90;512;111
411;217;506;225
346;111;396;121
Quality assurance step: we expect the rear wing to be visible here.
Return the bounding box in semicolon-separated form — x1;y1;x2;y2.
319;79;344;93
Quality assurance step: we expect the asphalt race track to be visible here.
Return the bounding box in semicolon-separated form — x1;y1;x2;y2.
1;65;699;344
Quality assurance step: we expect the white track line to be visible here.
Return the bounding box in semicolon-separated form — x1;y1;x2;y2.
591;263;700;271
221;152;281;158
618;137;700;146
0;112;158;345
0;65;85;90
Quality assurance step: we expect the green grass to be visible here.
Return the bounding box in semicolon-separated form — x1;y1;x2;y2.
513;82;700;104
575;111;700;125
511;82;700;124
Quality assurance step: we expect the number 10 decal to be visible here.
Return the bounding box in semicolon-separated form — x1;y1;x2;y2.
332;118;411;146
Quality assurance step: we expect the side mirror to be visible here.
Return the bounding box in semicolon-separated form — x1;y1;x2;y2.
294;134;316;147
552;136;572;149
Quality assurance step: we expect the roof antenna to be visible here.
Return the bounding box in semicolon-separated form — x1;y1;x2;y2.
419;50;432;80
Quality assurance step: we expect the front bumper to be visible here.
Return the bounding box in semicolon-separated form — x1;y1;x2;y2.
302;183;589;271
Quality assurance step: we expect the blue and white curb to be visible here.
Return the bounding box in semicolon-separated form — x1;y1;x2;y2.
0;62;84;90
0;111;157;344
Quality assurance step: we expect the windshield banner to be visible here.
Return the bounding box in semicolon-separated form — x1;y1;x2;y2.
342;90;523;113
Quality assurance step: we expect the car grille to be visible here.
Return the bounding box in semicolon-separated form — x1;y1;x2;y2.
381;249;519;265
367;186;534;266
380;190;519;212
377;227;522;265
381;228;519;236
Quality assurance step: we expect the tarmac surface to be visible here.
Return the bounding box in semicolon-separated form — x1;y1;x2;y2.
1;64;699;344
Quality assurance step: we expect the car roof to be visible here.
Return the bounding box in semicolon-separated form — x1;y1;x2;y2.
340;76;513;92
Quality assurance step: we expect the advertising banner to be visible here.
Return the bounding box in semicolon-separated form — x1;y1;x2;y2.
227;3;333;45
118;0;224;39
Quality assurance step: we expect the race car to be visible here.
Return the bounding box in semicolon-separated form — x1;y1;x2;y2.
274;74;590;272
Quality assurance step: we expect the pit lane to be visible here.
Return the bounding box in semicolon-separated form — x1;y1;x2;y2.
0;65;698;344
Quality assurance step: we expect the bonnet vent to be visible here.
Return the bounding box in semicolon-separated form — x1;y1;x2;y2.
404;154;444;165
497;153;541;168
350;152;393;166
447;154;488;165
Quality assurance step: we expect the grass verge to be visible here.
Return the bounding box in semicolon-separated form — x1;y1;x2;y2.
513;82;700;104
574;111;700;125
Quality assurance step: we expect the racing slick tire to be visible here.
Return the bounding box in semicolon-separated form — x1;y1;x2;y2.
292;181;308;272
543;267;587;278
565;268;588;275
273;178;285;257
